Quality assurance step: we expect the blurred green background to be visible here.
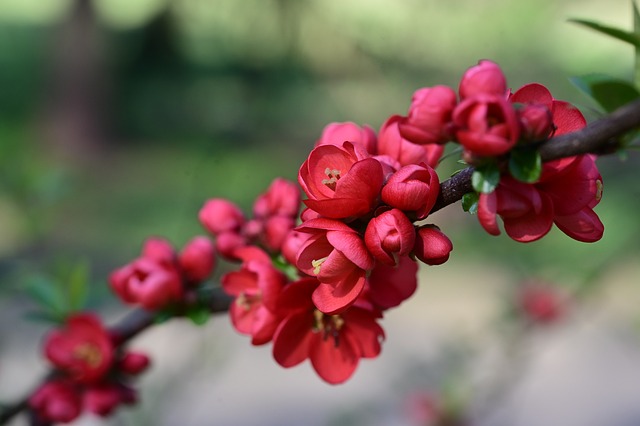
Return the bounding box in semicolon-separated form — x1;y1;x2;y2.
1;0;640;424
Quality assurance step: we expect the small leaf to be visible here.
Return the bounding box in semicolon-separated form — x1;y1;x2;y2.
570;74;640;113
186;306;210;326
569;18;640;48
471;162;501;194
509;148;542;183
154;309;175;324
461;192;479;214
25;276;67;315
66;261;89;311
23;310;65;325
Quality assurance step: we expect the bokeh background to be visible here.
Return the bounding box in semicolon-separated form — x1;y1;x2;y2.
1;0;640;425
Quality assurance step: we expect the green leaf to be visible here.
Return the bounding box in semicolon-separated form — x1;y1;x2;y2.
66;261;89;311
186;305;210;326
471;163;501;194
25;275;67;315
569;18;640;48
154;309;175;324
509;148;542;183
461;192;479;214
570;74;640;113
23;310;65;325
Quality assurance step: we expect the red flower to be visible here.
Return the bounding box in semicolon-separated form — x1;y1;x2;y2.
315;121;377;155
253;178;301;219
222;247;286;345
272;278;385;385
178;236;215;284
454;94;520;157
379;115;444;168
118;351;151;376
366;256;419;309
298;142;384;219
29;380;82;424
381;164;440;220
83;384;128;417
296;218;375;314
110;255;183;311
364;208;416;266
459;60;508;99
44;313;114;384
398;85;457;145
199;198;246;235
510;83;586;136
412;225;453;265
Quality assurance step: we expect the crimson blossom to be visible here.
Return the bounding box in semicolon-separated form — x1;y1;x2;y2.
272;278;385;385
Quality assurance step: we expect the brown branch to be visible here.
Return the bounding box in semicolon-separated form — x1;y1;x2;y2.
432;98;640;213
2;98;640;425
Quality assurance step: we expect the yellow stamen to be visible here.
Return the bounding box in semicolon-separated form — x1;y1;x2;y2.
73;343;102;367
595;179;603;201
311;257;327;275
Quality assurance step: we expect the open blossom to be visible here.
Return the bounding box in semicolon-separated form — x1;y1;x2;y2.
298;142;384;219
364;208;416;266
398;86;457;145
366;256;419;309
296;218;374;314
381;163;440;220
44;313;114;384
222;246;286;345
272;278;385;385
378;115;444;168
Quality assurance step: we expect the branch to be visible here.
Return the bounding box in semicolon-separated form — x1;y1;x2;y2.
2;98;640;425
432;98;640;213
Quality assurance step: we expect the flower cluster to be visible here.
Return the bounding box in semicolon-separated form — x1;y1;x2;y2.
29;314;150;423
109;236;216;310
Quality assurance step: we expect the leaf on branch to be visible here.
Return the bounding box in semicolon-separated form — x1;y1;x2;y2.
509;147;542;183
186;305;211;326
570;74;640;113
461;192;479;214
569;18;640;48
471;162;500;194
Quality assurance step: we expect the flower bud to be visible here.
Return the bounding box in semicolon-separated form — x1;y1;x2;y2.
379;115;444;168
459;60;507;99
199;199;245;235
315;121;377;154
412;226;453;265
142;237;175;264
280;230;311;266
365;209;416;266
381;164;439;219
179;236;215;283
398;86;457;145
517;103;554;142
29;380;82;424
118;351;151;376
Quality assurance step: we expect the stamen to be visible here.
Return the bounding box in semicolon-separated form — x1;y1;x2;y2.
321;168;342;191
311;257;327;275
595;179;603;201
73;343;102;367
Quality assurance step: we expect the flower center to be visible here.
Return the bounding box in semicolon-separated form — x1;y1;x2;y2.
236;290;262;311
73;343;103;368
321;168;341;191
595;179;603;201
312;310;345;347
311;257;327;275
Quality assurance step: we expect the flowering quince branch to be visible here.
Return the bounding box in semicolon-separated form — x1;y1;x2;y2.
3;58;640;425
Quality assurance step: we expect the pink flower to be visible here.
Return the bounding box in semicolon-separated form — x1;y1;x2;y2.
110;256;183;311
118;352;151;376
381;164;440;220
44;313;114;384
459;60;508;99
178;236;215;284
214;231;248;260
398;85;457;146
510;83;586;136
222;247;286;345
364;208;416;266
141;238;175;264
518;282;566;324
29;380;82;424
412;225;453;265
366;256;419;309
298;142;384;219
315;121;377;155
83;384;127;417
199;198;246;235
454;94;520;157
253;178;301;219
272;278;385;385
379;115;444;168
280;230;311;266
296;218;374;314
